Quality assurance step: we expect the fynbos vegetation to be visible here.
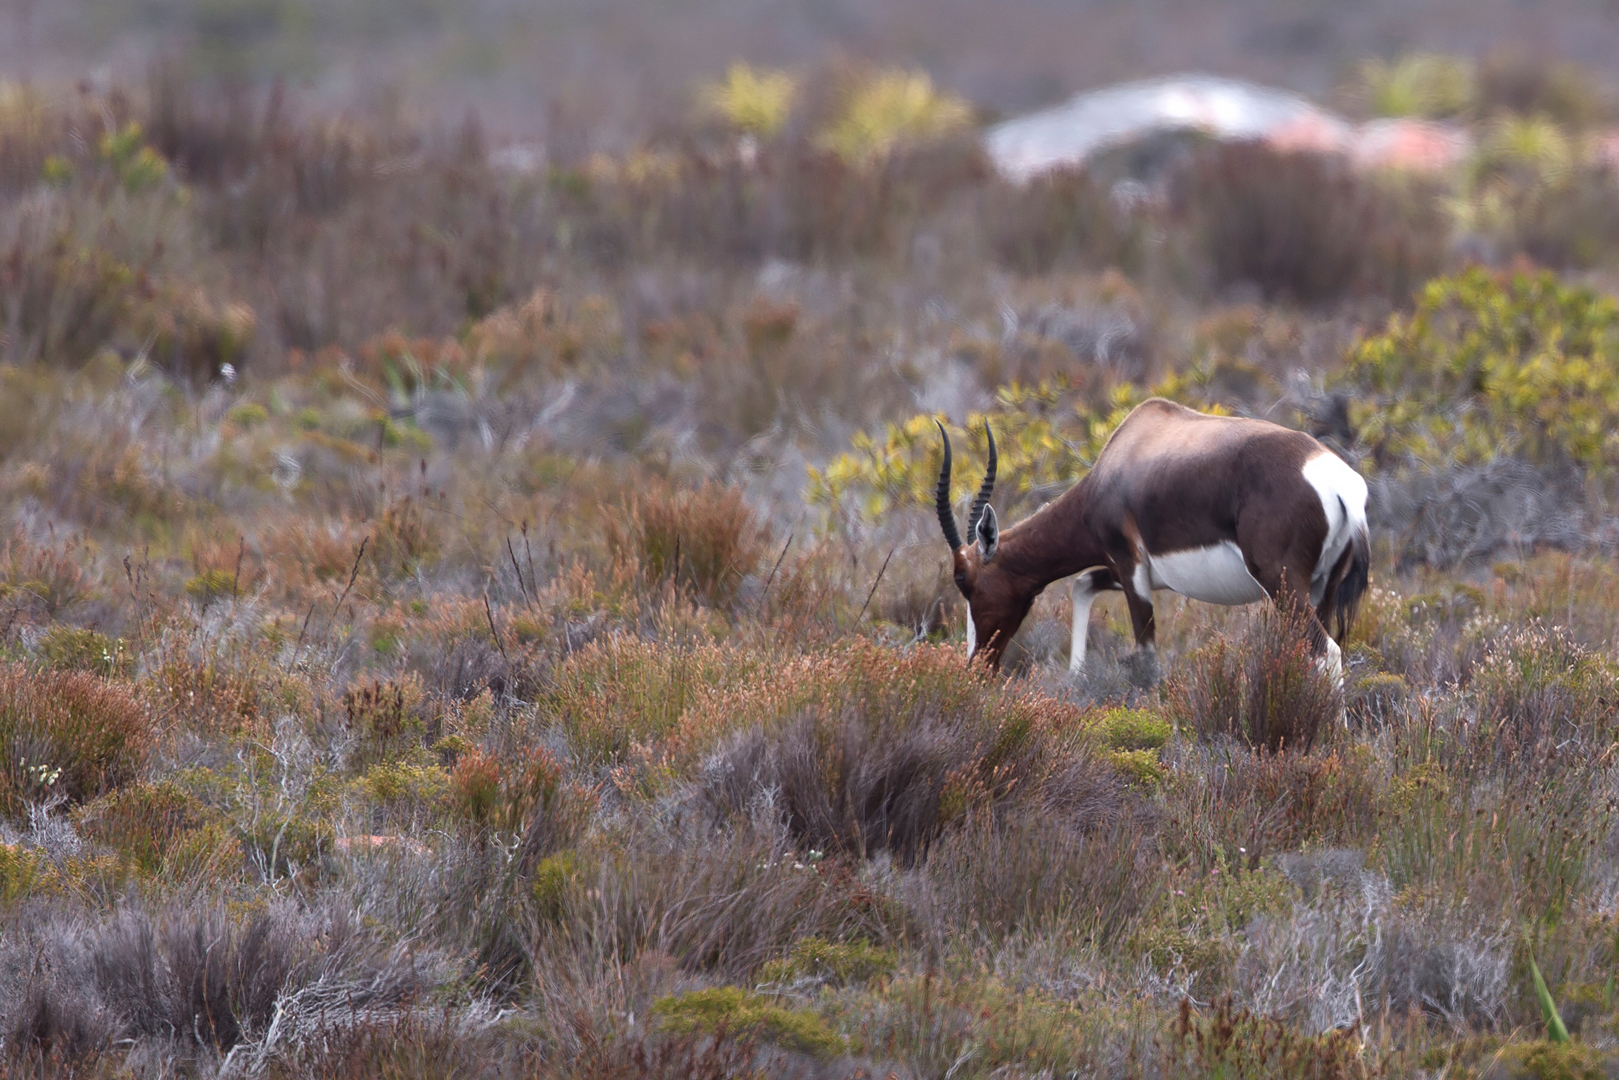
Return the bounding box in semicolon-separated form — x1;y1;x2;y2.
8;48;1619;1079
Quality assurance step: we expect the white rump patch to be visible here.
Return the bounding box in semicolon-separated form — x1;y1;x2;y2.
1301;452;1369;607
1144;542;1267;606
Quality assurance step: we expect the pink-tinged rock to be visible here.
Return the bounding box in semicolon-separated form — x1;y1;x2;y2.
1265;115;1353;155
1351;119;1471;173
335;834;429;856
1592;130;1619;171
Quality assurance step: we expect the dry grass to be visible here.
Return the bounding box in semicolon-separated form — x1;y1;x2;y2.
1165;601;1344;753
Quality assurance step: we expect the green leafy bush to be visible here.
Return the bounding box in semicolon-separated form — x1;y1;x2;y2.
1345;268;1619;470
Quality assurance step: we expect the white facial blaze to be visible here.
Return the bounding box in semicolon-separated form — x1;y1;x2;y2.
965;606;977;658
1301;451;1370;606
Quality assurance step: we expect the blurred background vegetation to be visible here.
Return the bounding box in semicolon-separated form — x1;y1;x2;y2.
7;0;1619;136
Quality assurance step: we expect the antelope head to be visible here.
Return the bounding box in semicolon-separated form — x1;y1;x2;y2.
936;421;1029;669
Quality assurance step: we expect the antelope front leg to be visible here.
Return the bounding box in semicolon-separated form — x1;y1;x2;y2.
1119;564;1161;686
1068;572;1103;674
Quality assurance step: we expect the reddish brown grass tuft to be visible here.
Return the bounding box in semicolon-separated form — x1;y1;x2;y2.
1167;602;1343;753
0;664;150;815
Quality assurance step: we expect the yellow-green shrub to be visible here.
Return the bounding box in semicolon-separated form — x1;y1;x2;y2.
38;625;131;678
703;63;796;137
757;936;896;987
808;372;1222;523
817;69;972;166
1345;268;1619;470
652;986;843;1058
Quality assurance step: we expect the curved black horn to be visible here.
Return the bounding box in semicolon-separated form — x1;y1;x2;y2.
968;422;997;534
935;420;963;552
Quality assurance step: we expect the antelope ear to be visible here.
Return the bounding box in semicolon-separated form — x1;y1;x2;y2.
975;504;999;562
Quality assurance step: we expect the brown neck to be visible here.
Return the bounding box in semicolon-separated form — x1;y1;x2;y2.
988;483;1108;594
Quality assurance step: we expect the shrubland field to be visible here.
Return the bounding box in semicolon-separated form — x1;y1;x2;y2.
12;56;1619;1079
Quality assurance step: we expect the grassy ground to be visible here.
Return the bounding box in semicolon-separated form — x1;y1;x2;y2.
8;66;1619;1079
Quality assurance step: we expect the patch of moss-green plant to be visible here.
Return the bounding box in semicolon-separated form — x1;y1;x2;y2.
357;759;451;816
1108;748;1168;786
652;986;843;1059
185;567;239;604
531;851;580;925
38;625;132;678
226;402;269;428
1482;1039;1607;1080
758;936;896;987
1094;706;1171;751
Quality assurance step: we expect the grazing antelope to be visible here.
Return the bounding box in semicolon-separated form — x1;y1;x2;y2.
936;398;1369;677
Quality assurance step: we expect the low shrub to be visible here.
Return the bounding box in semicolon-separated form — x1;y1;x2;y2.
609;481;769;609
1468;623;1619;767
757;936;896;988
1161;746;1380;875
342;677;420;770
3;903;418;1058
1163;997;1381;1079
450;745;593;858
0;664;150;815
1172;141;1445;305
75;782;218;874
37;626;130;678
918;809;1157;940
653;986;843;1058
544;638;757;767
1345;268;1619;471
699;644;1123;863
832;974;1106;1078
0;529;90;616
986;166;1133;275
548;822;894;982
1093;706;1171;750
260;1011;544;1080
131;284;256;383
1166;602;1342;753
0;843;51;904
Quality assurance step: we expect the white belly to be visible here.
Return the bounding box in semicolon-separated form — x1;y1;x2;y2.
1143;542;1267;606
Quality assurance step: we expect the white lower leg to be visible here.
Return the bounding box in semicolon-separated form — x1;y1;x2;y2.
1314;636;1343;687
1069;579;1098;674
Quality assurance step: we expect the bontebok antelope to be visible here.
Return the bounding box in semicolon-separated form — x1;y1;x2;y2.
936;398;1370;677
